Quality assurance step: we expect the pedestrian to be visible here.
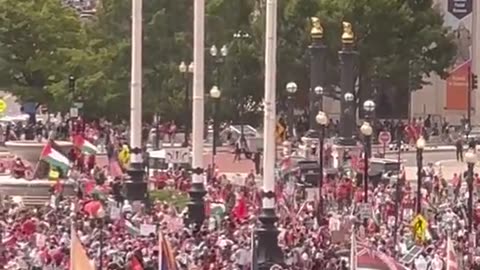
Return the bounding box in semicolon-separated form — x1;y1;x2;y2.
233;141;242;162
456;137;464;161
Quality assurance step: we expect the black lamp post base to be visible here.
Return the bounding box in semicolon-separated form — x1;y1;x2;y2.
125;161;147;201
335;136;357;146
255;208;284;270
187;182;206;230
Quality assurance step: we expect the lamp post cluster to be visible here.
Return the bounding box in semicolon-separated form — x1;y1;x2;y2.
178;61;194;147
306;19;360;145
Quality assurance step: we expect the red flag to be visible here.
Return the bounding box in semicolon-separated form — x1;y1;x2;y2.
130;256;143;270
233;195;248;221
83;201;102;217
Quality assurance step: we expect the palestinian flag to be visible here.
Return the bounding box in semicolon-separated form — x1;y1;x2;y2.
40;142;71;173
73;135;98;154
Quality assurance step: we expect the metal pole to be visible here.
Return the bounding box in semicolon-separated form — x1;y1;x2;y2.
473;0;479;124
317;125;324;224
212;100;217;169
126;0;146;201
287;95;294;138
99;219;103;270
393;131;402;250
130;0;142;154
363;136;370;203
468;162;474;233
416;148;423;214
188;0;206;229
468;65;472;140
255;0;284;268
183;73;190;147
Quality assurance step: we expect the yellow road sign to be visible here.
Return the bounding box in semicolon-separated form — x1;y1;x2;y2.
411;214;428;242
0;99;7;113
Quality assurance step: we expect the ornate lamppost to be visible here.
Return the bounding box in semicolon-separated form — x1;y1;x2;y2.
415;136;426;214
285;81;297;138
315;111;328;223
179;61;194;147
209;86;221;169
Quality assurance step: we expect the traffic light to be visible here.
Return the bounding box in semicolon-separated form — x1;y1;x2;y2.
472;73;478;90
68;75;76;93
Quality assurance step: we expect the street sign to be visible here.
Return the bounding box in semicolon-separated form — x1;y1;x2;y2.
0;99;7;113
448;0;472;20
358;203;371;219
69;107;78;118
378;131;392;145
165;148;190;163
411;214;428;242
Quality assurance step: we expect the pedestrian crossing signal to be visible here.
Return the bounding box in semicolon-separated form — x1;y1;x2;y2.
472;73;478;90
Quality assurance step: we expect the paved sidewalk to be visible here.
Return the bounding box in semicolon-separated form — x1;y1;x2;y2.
404;160;472;180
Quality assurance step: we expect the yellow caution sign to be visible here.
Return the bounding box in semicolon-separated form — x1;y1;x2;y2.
411;214;428;242
0;99;7;113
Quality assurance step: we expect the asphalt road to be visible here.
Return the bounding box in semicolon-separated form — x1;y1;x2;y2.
385;149;457;166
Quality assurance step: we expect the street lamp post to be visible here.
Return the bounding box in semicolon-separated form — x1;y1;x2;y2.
209;45;227;146
179;61;194;147
360;100;375;202
210;44;228;83
360;122;373;202
338;22;358;146
465;148;477;233
232;31;251;142
285;82;297;139
210;86;221;169
415;136;426;214
316;111;328;223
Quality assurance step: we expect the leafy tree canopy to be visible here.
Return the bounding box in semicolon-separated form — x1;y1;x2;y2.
0;0;455;121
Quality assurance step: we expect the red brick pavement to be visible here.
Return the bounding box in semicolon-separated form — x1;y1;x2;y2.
203;151;253;174
95;151;253;175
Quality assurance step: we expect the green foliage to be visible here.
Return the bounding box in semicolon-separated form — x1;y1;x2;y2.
0;0;84;106
149;189;189;210
0;0;455;121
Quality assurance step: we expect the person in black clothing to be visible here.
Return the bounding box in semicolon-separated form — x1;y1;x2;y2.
253;152;261;175
456;138;464;161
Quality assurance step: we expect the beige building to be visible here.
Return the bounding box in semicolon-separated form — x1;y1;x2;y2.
411;0;478;124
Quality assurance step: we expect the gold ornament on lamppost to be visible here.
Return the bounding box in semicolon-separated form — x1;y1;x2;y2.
341;21;354;44
310;17;323;39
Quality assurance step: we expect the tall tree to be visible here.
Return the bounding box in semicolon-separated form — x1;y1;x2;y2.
0;0;84;109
